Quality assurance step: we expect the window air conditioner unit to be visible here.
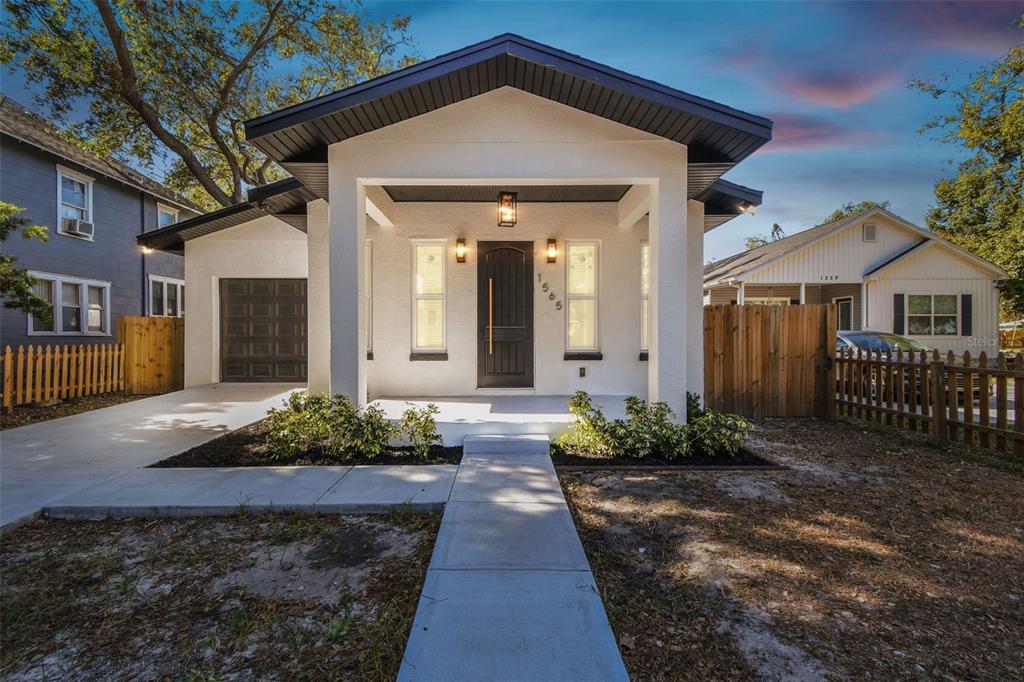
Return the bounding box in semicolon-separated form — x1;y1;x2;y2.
65;219;95;238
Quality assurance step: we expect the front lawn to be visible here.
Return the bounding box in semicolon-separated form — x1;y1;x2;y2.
1;512;439;680
563;418;1024;680
0;392;145;430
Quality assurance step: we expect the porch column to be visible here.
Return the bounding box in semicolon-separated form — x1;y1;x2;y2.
686;199;705;402
799;282;806;304
327;171;368;405
306;199;331;393
647;176;688;417
736;283;745;305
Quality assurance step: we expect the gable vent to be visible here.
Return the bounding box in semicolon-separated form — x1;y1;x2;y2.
862;223;877;242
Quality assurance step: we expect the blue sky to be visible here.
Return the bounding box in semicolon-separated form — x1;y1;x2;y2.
359;0;1021;261
4;1;1020;262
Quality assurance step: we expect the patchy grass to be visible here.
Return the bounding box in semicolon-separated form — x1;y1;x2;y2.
563;418;1024;681
1;512;439;680
0;393;145;430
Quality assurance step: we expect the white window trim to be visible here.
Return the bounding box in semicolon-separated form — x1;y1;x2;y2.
27;271;111;336
365;239;373;354
56;164;95;241
565;239;600;352
833;296;854;331
906;293;960;338
148;275;185;317
640;240;649;352
156;203;179;228
744;296;790;305
411;239;447;353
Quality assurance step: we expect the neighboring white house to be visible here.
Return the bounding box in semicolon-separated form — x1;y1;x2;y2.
704;208;1007;354
140;34;771;420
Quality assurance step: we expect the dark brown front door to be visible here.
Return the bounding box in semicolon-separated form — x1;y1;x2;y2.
478;241;534;388
220;278;307;382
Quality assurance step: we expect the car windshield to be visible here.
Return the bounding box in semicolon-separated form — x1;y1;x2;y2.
843;333;930;352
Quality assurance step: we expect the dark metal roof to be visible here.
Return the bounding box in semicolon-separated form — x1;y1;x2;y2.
383;184;631;203
245;33;772;195
696;178;763;231
137;178;318;253
1;96;201;213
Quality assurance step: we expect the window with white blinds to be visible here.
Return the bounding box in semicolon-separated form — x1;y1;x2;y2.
566;241;599;351
412;241;446;351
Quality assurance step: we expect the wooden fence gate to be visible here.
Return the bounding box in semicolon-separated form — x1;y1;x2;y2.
704;304;837;418
118;316;184;394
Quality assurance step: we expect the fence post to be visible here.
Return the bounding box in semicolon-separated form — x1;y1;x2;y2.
930;359;948;448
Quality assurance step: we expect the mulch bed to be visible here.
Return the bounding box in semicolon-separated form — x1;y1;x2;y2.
562;418;1024;681
150;418;462;468
0;392;146;430
1;511;440;681
550;444;776;469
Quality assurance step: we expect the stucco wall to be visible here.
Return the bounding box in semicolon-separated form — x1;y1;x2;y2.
183;214;308;387
866;245;1001;354
366;202;650;397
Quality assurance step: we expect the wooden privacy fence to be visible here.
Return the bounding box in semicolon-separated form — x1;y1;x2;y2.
2;343;125;412
118;316;184;395
834;349;1023;457
704;304;837;418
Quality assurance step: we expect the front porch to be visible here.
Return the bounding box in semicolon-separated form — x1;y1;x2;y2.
373;394;629;444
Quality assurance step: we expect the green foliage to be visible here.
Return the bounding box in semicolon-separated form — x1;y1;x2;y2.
745;222;785;250
3;0;416;209
0;201;53;325
558;391;753;460
398;403;442;459
911;25;1024;318
824;200;891;224
265;392;396;461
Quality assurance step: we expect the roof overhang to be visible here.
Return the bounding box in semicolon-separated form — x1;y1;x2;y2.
696;178;763;232
244;33;772;199
137;178;318;253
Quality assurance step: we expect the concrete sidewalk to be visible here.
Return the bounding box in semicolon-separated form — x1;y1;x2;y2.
1;383;299;529
398;435;628;681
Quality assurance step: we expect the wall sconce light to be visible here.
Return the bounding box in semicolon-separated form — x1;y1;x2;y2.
141;246;154;254
456;238;467;263
497;191;517;227
546;238;557;263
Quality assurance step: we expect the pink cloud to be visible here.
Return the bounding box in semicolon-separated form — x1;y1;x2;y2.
776;70;904;109
762;114;890;153
860;2;1022;55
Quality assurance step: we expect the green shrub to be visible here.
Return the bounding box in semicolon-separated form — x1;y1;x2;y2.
266;392;395;461
399;403;442;458
558;391;752;460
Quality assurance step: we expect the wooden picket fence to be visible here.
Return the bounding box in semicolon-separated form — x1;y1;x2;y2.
704;303;837;418
834;349;1023;457
2;343;125;412
119;316;184;395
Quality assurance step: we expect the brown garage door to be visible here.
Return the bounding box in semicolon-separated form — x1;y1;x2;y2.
220;279;307;382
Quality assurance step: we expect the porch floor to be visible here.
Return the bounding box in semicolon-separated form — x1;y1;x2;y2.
371;395;629;445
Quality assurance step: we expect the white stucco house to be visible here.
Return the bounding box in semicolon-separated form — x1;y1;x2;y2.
704;207;1007;354
140;34;771;428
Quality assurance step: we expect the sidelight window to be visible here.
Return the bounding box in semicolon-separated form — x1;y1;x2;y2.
566;241;599;351
412;240;446;351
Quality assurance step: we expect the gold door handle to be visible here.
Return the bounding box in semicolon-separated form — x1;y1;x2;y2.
488;277;493;355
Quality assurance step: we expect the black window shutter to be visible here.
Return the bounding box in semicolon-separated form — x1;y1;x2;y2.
961;294;972;336
893;294;905;334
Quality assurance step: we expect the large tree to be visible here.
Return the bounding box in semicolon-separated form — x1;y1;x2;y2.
3;0;415;209
0;202;52;325
824;200;891;224
745;222;785;250
911;21;1023;318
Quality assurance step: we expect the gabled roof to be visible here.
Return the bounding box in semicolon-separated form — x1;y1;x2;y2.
244;33;772;197
863;237;1007;279
696;179;763;231
704;207;1008;285
0;96;199;212
137;178;317;254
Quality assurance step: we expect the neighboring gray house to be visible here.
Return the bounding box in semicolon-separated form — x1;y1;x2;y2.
0;96;199;349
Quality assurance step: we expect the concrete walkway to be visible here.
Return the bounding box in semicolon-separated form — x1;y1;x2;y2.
1;383;299;529
398;435;628;682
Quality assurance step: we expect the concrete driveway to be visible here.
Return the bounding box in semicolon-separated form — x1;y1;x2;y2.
0;383;299;530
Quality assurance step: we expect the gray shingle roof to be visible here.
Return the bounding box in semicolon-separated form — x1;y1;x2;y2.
0;96;200;212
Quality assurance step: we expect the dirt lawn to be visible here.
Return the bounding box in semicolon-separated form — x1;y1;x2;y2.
1;512;439;681
562;418;1024;681
0;393;145;430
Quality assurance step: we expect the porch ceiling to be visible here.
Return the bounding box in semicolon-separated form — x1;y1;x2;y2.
382;184;632;203
245;34;772;198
